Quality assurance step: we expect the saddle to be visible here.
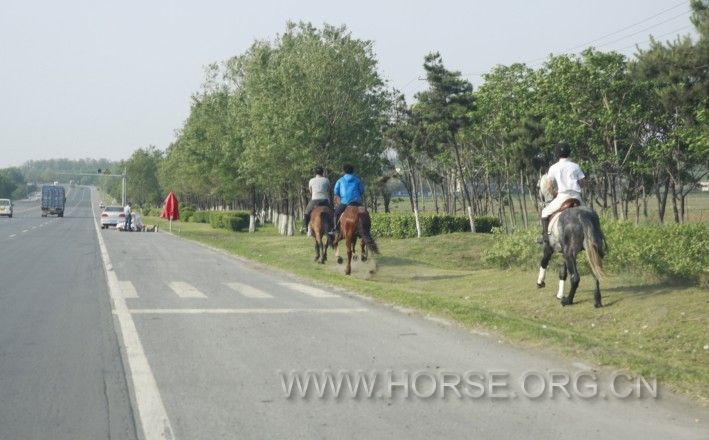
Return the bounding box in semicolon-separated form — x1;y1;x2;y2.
547;198;581;234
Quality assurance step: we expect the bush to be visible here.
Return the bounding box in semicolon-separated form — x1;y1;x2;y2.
224;214;250;232
205;210;251;230
370;213;501;238
180;208;195;222
190;211;210;223
482;221;709;283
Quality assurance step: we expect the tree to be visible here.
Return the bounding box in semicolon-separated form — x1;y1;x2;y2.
126;147;163;207
414;52;477;230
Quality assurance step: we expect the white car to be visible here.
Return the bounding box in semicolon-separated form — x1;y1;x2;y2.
0;199;12;218
100;206;125;229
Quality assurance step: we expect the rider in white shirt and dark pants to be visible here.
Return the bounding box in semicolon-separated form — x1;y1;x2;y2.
540;143;585;244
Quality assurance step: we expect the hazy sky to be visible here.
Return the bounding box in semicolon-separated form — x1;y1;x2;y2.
0;0;699;168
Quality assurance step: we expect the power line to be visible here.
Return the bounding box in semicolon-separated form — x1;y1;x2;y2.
593;10;691;49
609;24;695;54
552;0;689;55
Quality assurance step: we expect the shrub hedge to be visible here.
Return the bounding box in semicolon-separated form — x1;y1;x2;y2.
370;213;501;238
482;221;709;283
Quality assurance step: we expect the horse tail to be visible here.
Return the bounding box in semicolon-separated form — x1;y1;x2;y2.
357;212;379;254
320;209;334;249
581;212;606;279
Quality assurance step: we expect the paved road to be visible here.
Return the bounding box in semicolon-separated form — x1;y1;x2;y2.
0;187;136;439
1;186;707;439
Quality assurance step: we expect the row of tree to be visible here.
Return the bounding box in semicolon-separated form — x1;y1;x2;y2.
0;167;32;199
102;2;706;231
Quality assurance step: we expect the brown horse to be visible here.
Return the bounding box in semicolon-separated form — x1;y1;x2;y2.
333;205;379;275
309;205;334;264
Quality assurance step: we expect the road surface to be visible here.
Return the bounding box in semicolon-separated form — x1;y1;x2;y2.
0;186;706;440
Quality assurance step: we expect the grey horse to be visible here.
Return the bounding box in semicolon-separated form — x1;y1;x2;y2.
536;174;607;307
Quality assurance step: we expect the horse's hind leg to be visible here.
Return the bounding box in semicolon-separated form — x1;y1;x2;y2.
360;237;367;262
537;244;554;288
346;237;353;275
561;252;580;306
592;275;602;308
313;237;321;262
334;238;343;264
352;237;358;261
557;261;567;300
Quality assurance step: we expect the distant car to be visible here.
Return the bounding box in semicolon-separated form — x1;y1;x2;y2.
100;206;125;229
117;212;145;232
0;199;12;218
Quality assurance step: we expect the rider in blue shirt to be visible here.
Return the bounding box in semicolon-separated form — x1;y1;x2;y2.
332;163;364;234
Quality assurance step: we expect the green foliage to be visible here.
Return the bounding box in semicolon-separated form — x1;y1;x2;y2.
602;222;708;282
190;211;210;223
482;221;709;283
371;213;500;238
203;210;251;231
180;208;195;222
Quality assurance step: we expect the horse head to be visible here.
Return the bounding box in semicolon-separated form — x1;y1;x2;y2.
538;174;557;203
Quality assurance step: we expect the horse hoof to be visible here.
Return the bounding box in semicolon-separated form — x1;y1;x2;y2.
594;302;603;308
337;257;343;264
361;256;367;262
536;282;545;289
561;297;572;306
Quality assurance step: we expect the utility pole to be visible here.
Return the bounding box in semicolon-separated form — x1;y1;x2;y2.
122;168;127;206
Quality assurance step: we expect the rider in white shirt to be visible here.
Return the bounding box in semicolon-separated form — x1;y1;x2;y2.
540;143;585;244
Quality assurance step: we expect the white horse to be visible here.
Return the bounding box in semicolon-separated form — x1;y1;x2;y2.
537;174;607;307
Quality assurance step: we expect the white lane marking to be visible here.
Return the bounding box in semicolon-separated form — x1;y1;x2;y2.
279;282;340;298
119;281;139;299
92;189;174;440
9;234;16;238
21;229;28;233
125;308;368;315
168;281;207;299
226;281;273;298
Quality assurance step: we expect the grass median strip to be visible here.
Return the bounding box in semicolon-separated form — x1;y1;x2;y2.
144;216;708;403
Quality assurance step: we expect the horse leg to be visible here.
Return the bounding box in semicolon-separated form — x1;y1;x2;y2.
360;237;367;262
592;275;602;308
557;261;567;300
346;237;353;275
561;252;580;306
352;236;358;261
537;244;554;288
313;237;320;262
334;236;343;264
320;234;328;264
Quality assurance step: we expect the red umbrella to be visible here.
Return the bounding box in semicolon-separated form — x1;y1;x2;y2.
160;192;179;220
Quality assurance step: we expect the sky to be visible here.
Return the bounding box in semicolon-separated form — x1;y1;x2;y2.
0;0;699;168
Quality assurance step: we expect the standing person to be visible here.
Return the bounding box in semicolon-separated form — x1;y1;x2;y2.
301;166;332;236
124;202;132;232
540;143;586;244
332;163;365;235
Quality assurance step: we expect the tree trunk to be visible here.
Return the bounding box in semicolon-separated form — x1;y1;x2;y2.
451;140;475;232
519;171;529;230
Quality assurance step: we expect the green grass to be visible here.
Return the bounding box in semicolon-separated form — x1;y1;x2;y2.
145;216;709;403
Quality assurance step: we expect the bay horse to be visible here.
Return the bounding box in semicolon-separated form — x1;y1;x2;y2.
537;174;607;307
309;205;333;264
333;205;379;275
